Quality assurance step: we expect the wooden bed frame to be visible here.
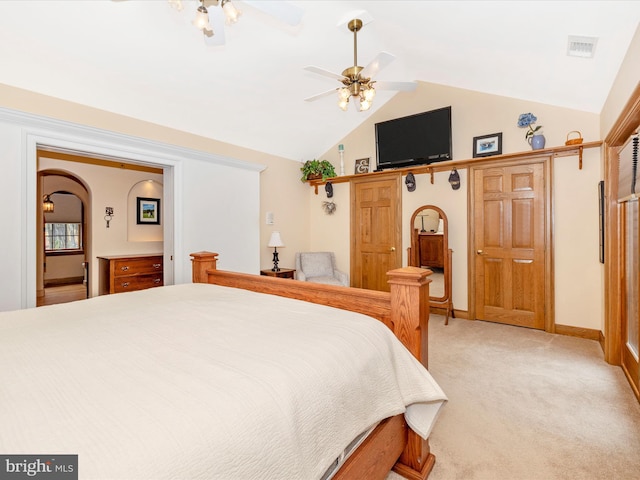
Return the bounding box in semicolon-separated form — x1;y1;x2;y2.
190;252;436;480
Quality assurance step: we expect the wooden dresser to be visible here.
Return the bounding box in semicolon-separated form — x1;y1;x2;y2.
418;233;444;268
98;254;163;295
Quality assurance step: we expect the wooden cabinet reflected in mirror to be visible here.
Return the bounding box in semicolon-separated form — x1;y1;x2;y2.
408;205;454;323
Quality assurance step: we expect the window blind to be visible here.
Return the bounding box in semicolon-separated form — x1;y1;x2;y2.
618;134;639;202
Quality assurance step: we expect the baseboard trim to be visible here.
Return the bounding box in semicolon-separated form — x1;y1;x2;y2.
430;307;468;319
44;276;84;287
554;323;601;342
433;315;602;342
598;330;606;353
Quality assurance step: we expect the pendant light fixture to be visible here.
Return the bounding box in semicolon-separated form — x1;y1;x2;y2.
43;194;55;213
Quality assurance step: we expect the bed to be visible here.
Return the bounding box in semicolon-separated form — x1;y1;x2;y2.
0;252;446;480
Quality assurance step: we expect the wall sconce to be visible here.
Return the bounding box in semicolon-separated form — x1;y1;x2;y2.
105;207;114;228
267;231;285;272
42;194;55;213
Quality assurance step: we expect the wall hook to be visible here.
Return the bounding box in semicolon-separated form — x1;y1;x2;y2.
105;207;114;228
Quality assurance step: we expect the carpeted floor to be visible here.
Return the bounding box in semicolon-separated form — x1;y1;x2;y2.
387;316;640;480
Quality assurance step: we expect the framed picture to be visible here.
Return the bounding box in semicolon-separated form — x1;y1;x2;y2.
136;197;161;225
472;132;502;158
354;157;370;175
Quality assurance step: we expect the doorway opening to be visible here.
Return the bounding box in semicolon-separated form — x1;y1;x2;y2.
37;172;89;306
36;147;168;306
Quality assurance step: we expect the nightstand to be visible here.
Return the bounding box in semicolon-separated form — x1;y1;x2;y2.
260;268;296;279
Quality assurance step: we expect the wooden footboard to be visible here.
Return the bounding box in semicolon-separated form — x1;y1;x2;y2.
190;252;435;480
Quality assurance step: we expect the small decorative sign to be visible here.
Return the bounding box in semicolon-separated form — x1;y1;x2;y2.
136;197;161;225
354;157;370;174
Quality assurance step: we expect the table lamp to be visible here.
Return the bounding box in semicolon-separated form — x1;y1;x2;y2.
268;231;285;271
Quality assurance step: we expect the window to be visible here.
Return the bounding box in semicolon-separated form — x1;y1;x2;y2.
44;222;82;252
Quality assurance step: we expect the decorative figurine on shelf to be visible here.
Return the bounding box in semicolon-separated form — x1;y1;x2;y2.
518;112;545;150
338;144;345;176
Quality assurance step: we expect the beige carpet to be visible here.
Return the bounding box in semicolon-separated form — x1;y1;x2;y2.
387;316;640;480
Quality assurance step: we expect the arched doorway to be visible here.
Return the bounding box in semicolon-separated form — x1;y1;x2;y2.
38;171;90;306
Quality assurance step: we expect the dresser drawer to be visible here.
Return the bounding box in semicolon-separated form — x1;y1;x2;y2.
98;254;164;295
113;273;163;293
112;256;163;277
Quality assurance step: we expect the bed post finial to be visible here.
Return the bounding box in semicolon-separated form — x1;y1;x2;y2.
386;266;431;368
190;251;219;283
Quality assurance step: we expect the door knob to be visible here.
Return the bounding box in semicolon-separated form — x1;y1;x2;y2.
476;249;484;255
390;247;396;252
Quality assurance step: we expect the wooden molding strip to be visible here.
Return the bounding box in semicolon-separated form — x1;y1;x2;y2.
308;141;602;193
38;148;163;174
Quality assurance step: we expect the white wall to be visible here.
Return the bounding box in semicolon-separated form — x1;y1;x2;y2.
601;24;640;138
0;123;27;310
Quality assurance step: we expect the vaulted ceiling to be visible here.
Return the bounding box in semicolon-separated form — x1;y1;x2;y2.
0;1;638;161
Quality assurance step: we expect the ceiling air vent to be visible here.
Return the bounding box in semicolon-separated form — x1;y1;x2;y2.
567;36;598;58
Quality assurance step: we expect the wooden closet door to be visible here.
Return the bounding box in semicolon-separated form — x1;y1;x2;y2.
472;162;546;329
350;173;402;292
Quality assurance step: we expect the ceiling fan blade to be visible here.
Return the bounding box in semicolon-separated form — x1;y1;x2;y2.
242;0;304;26
304;88;338;102
304;65;344;81
361;51;396;79
375;81;417;92
203;8;226;46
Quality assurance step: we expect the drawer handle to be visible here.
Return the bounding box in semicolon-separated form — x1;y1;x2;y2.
121;282;130;288
153;279;161;284
120;266;129;271
153;263;161;269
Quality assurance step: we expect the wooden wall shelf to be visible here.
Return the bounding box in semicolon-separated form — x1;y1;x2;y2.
308;140;602;193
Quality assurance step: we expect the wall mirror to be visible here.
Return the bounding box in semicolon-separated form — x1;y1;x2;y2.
408;205;453;323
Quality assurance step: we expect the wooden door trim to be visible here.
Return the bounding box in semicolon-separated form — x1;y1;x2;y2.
603;83;640;366
350;172;402;287
468;156;553;331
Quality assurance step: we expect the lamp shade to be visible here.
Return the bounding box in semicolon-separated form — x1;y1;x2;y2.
268;231;285;248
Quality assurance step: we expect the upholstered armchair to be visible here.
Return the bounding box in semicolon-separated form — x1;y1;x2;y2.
295;252;349;287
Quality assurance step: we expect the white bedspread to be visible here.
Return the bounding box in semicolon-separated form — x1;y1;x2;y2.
0;283;446;479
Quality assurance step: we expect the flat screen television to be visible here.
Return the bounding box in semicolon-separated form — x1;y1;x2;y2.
375;106;452;170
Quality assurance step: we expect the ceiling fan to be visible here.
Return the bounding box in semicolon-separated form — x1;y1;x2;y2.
115;0;304;46
304;18;417;111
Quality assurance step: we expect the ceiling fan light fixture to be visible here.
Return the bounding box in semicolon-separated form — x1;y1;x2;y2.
338;98;349;111
167;0;183;11
362;86;376;102
193;4;211;31
338;87;351;101
359;99;372;112
221;0;242;24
